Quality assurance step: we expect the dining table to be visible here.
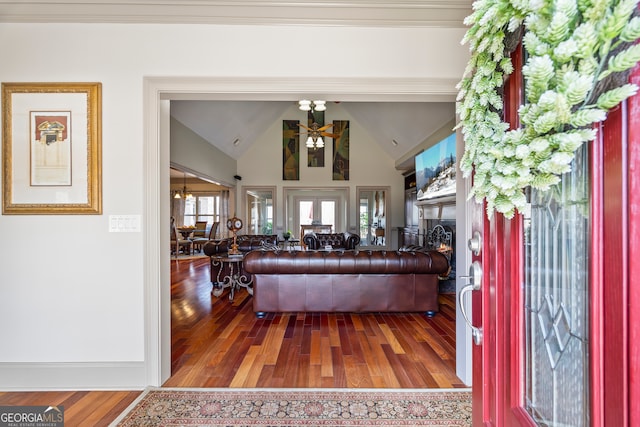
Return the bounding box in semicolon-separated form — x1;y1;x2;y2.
177;227;196;239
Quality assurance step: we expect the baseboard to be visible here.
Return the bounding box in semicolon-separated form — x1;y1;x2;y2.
0;362;147;391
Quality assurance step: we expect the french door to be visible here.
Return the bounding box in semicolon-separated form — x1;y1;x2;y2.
294;197;338;235
466;49;639;425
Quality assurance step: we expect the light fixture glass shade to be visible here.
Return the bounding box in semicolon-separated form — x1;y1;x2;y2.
306;136;314;148
316;137;324;148
298;100;311;111
174;192;182;199
313;100;326;111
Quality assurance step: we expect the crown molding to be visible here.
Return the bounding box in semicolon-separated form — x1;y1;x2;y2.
152;76;460;102
0;0;472;27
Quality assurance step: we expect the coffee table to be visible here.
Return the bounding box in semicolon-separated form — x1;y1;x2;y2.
211;254;253;300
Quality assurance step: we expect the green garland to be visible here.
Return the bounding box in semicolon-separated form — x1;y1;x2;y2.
457;0;640;218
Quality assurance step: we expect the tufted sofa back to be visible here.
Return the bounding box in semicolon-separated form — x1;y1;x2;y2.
244;249;449;275
203;234;278;256
302;231;360;250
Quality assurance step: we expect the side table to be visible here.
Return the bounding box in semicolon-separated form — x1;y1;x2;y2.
211;255;253;300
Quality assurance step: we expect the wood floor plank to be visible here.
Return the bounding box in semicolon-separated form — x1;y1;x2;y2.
356;330;382;377
255;365;279;388
283;339;301;385
308;364;323;388
330;346;348;387
310;329;322;365
350;314;365;331
320;336;334;377
271;338;293;379
75;391;139;427
242;352;268;388
229;345;261;387
343;355;375;388
296;354;311;388
378;323;407;354
328;314;341;347
348;315;368;364
380;344;414;388
260;316;287;365
369;342;402;388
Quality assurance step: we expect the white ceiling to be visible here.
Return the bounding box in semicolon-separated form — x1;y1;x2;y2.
2;0;469;173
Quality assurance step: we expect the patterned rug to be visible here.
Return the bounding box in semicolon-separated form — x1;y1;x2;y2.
111;387;472;426
172;253;208;261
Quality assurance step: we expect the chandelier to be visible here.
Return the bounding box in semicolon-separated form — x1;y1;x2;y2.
298;100;326;112
173;172;194;200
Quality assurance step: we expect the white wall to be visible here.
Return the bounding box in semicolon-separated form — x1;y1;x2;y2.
0;22;468;389
170;117;237;186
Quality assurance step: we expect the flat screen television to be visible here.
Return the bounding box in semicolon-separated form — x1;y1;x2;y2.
415;132;456;201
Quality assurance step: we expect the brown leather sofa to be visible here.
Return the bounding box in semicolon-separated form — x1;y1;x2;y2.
302;231;360;250
243;249;449;318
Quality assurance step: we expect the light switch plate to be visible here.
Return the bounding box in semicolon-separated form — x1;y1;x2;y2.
109;215;141;232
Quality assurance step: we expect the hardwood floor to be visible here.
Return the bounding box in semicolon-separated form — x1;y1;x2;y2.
0;391;140;427
166;258;463;388
0;257;464;425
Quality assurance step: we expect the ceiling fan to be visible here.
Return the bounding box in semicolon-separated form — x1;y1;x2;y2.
297;122;341;148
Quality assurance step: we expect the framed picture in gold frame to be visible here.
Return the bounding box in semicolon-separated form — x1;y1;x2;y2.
2;82;102;214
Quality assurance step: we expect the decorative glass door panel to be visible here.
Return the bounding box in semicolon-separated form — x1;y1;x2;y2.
245;187;274;235
357;187;389;248
298;200;314;231
296;198;338;235
359;197;371;245
523;144;590;426
320;201;335;229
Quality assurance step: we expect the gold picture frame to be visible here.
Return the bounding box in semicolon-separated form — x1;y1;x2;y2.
2;82;102;214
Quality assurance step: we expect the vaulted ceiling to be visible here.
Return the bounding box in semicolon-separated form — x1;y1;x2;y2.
170;100;457;167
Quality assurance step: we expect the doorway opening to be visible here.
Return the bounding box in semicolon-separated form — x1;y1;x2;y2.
146;76;469;387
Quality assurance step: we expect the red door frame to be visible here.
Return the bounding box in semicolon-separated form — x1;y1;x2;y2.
471;44;526;427
471;52;640;425
629;65;640;427
595;63;640;426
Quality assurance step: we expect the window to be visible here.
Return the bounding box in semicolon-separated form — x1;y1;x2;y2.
183;194;221;227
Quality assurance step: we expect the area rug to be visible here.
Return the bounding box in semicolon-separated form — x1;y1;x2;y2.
111;387;472;426
172;253;208;261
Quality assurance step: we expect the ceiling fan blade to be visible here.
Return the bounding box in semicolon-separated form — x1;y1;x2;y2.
321;132;341;138
297;123;312;131
318;124;334;131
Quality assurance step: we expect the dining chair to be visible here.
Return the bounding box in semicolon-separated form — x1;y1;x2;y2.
192;221;207;238
171;224;193;257
192;221;219;253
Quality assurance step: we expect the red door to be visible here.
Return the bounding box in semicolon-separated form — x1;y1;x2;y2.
464;50;640;426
